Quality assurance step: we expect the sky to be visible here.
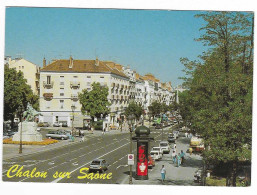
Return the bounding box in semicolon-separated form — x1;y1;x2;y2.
5;7;209;87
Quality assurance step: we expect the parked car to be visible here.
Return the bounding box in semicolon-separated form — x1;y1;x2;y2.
46;130;69;140
159;141;170;154
150;151;162;161
61;121;68;127
38;122;50;127
89;159;109;173
3;132;9;139
155;124;162;129
53;122;61;127
151;147;163;157
148;156;155;169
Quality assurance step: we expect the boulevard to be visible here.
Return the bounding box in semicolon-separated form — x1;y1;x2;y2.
2;125;202;185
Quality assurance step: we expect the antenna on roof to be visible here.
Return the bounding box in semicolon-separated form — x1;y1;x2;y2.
16;53;24;59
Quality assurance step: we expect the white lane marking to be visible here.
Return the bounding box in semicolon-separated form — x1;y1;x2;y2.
116;165;128;169
13;136;129;181
113;161;118;164
51;142;129;183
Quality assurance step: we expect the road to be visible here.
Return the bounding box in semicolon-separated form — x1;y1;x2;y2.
2;125;198;185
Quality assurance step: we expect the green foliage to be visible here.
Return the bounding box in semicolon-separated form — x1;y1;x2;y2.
4;66;39;123
179;12;253;186
124;101;143;120
148;101;162;117
78;82;110;121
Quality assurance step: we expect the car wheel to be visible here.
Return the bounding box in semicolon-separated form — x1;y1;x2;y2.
48;137;51;139
61;137;64;140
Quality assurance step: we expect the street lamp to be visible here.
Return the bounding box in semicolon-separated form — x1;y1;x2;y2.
148;110;152;129
71;105;76;138
18;105;24;154
127;114;135;184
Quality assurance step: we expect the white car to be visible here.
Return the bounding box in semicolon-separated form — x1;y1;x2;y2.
151;147;164;157
150;151;162;161
159;141;171;154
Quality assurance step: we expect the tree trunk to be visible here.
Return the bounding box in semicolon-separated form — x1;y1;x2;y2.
231;161;237;186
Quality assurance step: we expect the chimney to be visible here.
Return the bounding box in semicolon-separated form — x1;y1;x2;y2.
69;56;73;69
95;57;99;66
43;57;46;67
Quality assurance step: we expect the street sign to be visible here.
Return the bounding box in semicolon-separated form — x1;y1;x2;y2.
128;154;134;165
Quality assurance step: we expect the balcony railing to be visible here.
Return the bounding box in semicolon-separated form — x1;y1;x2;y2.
70;81;80;89
43;93;53;100
43;81;54;88
71;94;78;101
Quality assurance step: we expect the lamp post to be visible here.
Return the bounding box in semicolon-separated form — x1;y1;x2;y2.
127;114;135;184
71;105;75;138
161;114;164;141
18;105;24;154
148;110;152;129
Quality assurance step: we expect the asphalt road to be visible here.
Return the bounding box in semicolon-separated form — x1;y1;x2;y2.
2;126;176;184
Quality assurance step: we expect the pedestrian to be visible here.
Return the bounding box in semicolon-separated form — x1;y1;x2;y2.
180;150;185;164
185;132;188;138
177;153;181;167
172;150;176;164
102;124;107;135
81;134;85;142
160;165;166;183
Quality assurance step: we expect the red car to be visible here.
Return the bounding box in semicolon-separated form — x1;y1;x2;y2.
148;156;155;169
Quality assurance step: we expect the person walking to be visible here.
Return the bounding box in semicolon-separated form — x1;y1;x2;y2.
102;124;107;135
180;150;185;165
173;143;177;153
81;134;85;142
172;150;176;164
177;153;181;167
160;165;166;183
189;147;193;155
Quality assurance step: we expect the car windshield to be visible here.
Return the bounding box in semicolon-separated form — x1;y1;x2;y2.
160;143;168;146
91;161;101;165
153;148;159;150
150;152;158;155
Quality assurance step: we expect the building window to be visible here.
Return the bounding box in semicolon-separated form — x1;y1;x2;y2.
60;76;64;85
22;66;24;69
100;76;104;78
47;76;51;84
60;100;64;109
60;88;64;96
87;76;91;78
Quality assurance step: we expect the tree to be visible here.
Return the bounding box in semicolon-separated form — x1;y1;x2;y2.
124;101;143;121
148;101;162;117
179;12;253;186
78;82;110;127
4;65;39;126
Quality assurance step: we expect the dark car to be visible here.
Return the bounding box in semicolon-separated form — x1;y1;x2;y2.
167;134;176;143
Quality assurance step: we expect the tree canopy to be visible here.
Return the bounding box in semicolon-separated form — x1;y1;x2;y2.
4;65;39;124
78;82;110;121
124;101;143;121
179;12;253;186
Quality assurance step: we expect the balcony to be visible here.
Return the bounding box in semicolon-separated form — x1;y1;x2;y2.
71;94;78;101
43;93;53;100
70;81;80;89
43;81;54;88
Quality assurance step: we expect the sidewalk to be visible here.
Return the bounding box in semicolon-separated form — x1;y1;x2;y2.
122;137;203;185
2;129;129;161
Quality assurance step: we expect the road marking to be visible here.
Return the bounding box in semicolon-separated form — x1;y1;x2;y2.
113;161;118;164
116;165;128;169
51;142;130;183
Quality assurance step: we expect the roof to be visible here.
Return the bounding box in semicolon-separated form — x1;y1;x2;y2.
41;59;128;78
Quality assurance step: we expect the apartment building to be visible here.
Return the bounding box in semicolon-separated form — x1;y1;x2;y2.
39;57;130;127
6;57;40;95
